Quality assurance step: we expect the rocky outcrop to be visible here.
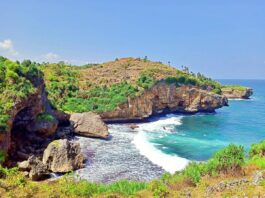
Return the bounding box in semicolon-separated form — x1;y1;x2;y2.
100;82;228;122
42;139;85;173
70;112;109;139
0;79;46;158
221;87;253;99
18;156;49;181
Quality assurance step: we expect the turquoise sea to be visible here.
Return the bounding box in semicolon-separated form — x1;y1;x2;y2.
134;80;265;173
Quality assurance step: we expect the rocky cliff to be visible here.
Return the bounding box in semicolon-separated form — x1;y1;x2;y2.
0;78;47;157
100;82;228;122
221;87;253;99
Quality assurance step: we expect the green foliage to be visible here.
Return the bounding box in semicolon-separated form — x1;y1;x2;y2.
35;113;55;122
206;144;245;174
59;177;147;197
63;82;138;113
41;63;79;109
0;150;5;163
248;156;265;169
249;140;265;158
0;57;41;132
183;162;205;184
222;85;248;91
137;74;156;89
148;179;169;198
0;166;19;178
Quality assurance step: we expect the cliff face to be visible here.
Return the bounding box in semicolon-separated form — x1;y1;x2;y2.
0;79;45;155
100;82;228;122
221;87;253;99
0;77;60;162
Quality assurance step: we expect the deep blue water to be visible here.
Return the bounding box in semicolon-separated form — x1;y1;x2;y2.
147;80;265;161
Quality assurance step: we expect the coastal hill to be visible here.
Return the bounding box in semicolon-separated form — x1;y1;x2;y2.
1;56;264;198
41;57;250;121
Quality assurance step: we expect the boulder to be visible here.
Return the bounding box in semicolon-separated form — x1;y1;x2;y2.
42;139;85;173
70;112;109;139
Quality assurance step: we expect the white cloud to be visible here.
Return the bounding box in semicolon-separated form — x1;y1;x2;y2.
0;39;19;56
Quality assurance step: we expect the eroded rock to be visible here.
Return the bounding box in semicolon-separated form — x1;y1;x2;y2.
221;87;253;99
101;82;228;121
70;112;109;139
42;139;85;173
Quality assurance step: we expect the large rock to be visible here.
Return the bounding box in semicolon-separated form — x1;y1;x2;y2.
221;87;253;99
100;82;228;121
42;139;85;173
70;112;109;138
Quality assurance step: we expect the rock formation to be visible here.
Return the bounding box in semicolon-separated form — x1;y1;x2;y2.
18;156;49;181
100;82;228;122
42;139;85;173
221;87;253;99
70;112;109;138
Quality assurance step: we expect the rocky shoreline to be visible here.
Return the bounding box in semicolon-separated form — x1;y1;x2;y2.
0;78;253;181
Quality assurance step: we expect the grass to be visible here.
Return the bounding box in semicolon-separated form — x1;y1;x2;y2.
222;85;248;91
0;141;265;197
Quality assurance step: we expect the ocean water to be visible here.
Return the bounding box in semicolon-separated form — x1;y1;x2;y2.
76;80;265;182
134;80;265;173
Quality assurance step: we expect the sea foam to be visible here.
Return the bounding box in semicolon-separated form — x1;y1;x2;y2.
132;115;189;174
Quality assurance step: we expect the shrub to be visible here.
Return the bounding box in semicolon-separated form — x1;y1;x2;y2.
137;74;155;89
249;140;265;158
207;144;245;174
148;180;169;198
183;162;205;184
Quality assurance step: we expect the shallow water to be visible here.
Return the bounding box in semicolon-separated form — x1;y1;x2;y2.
76;80;265;181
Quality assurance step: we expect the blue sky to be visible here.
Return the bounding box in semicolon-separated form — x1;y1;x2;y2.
0;0;264;79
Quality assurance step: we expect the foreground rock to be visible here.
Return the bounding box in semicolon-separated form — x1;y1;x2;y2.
221;87;253;99
43;139;85;173
70;112;109;138
18;156;49;181
101;82;228;122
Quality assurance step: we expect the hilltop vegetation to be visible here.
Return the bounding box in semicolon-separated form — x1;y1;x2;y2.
0;140;265;197
0;56;249;131
41;57;228;114
0;57;41;131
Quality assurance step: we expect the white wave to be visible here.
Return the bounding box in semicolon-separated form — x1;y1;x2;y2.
132;115;189;174
137;114;182;133
132;130;189;174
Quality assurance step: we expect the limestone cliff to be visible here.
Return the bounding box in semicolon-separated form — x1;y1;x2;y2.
221;87;253;99
100;82;228;122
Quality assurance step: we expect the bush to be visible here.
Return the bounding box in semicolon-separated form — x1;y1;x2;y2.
207;144;245;174
183;162;205;184
148;180;169;198
137;74;156;89
249;140;265;158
